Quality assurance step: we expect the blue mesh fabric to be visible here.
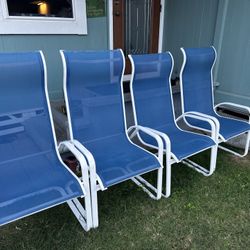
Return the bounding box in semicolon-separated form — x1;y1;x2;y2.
64;50;160;188
181;47;250;140
0;52;83;226
181;47;216;115
131;52;215;161
132;53;176;128
214;117;250;140
64;50;126;141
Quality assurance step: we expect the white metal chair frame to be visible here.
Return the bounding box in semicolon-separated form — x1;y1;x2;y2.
41;52;92;231
60;49;165;229
128;53;219;199
180;47;250;158
58;141;92;231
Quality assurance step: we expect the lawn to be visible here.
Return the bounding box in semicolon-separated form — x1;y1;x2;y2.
0;150;249;250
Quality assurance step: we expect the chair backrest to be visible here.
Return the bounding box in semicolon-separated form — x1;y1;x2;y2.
0;52;57;164
180;47;216;115
61;49;125;143
130;52;176;129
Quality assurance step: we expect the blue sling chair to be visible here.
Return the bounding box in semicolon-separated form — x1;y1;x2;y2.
60;49;164;228
180;47;250;157
0;52;92;231
129;52;219;198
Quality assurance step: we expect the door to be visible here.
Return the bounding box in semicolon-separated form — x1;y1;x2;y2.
113;0;162;74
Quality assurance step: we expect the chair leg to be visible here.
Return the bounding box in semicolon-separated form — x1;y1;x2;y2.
66;167;93;231
182;145;218;177
131;166;163;200
156;167;163;199
210;145;218;174
218;132;250;157
81;166;93;230
58;141;93;231
162;154;171;198
89;168;99;228
67;196;92;231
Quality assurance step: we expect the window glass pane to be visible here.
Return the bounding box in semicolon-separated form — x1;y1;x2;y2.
6;0;73;18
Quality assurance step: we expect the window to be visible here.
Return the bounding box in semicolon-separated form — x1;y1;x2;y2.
0;0;87;34
7;0;74;18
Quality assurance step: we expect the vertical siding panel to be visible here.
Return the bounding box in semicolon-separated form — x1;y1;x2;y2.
163;0;219;78
215;0;250;106
0;17;108;100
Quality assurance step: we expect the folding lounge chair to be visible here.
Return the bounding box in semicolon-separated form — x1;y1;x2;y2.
0;52;92;231
129;52;219;198
60;49;164;228
180;47;250;157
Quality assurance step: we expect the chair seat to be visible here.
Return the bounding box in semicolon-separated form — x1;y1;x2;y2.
139;125;215;161
84;133;161;188
0;151;84;226
167;128;215;161
216;116;250;140
186;114;250;141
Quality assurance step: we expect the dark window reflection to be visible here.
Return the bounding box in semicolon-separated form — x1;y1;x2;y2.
6;0;73;18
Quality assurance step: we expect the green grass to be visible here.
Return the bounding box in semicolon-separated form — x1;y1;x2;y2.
0;151;249;250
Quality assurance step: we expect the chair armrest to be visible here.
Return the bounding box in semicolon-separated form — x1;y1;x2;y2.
177;112;220;143
142;127;172;159
215;102;250;122
71;140;95;169
72;139;105;191
181;111;220;129
58;141;89;193
128;125;164;164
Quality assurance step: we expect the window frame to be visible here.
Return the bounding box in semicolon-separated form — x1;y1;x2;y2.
0;0;87;34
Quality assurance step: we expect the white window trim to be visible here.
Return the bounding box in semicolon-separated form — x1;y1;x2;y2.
0;0;87;35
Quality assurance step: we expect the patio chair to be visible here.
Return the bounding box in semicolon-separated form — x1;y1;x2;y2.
129;52;219;198
180;47;250;157
0;52;92;231
60;49;164;228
